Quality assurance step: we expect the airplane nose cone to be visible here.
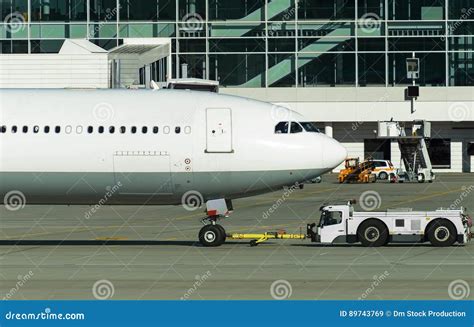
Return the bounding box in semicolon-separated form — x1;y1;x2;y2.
323;138;347;169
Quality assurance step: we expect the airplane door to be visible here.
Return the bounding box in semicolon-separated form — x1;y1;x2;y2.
206;108;233;153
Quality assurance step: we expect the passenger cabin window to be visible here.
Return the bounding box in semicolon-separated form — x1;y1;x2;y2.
184;126;191;134
120;126;126;134
88;126;93;133
175;127;181;134
11;126;17;133
290;122;303;134
275;122;289;134
76;126;83;134
44;126;50;133
163;126;170;134
109;126;115;134
65;125;72;134
142;126;148;134
23;126;28;133
55;126;60;133
0;125;6;133
300;122;320;133
98;126;104;134
33;126;39;133
153;126;159;134
131;126;137;134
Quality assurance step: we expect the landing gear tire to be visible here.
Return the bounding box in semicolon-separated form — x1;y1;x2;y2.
215;224;226;242
427;220;456;247
199;225;225;247
378;172;388;180
358;220;388;247
418;173;425;183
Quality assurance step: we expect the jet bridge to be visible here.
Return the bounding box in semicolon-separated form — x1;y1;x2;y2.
378;120;435;183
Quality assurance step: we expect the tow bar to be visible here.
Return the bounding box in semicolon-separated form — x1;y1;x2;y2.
227;225;317;246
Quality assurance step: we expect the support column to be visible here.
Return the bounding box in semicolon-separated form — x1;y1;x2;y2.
144;64;151;88
324;123;333;138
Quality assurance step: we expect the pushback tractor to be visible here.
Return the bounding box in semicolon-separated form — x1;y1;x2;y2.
215;200;472;247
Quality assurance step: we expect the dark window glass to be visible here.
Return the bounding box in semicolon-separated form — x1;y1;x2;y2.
131;126;137;134
109;126;115;133
468;142;474;156
119;0;176;20
320;211;343;226
0;125;6;133
209;54;266;87
364;139;391;160
31;0;87;21
23;126;28;133
298;0;355;20
153;126;159;134
389;0;445;20
120;126;126;133
449;51;474;86
30;40;63;53
44;126;50;133
11;126;17;133
290;122;303;133
90;0;119;21
98;126;104;133
88;126;93;133
275;122;289;134
427;138;451;169
358;53;386;86
208;0;265;20
142;126;148;134
175;126;181;134
55;126;61;133
33;125;40;133
298;53;356;87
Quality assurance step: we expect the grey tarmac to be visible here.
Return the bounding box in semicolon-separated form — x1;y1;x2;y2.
0;174;473;300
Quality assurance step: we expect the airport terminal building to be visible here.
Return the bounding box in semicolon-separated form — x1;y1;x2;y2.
0;0;473;172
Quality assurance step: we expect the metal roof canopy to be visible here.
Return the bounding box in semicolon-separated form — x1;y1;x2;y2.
108;38;171;66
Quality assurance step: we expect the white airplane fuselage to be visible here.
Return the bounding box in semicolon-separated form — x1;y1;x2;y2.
0;89;347;206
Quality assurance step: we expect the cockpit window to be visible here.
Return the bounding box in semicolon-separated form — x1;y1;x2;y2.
300;122;321;133
290;122;303;134
275;122;289;134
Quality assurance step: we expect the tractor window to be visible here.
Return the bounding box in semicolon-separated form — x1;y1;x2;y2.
320;211;343;226
275;122;289;134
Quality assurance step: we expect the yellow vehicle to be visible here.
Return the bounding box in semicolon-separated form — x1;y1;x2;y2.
338;158;376;183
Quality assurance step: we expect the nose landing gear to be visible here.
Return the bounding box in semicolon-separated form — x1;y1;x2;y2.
198;199;232;247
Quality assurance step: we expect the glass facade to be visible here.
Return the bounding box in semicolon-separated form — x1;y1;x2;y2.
0;0;473;87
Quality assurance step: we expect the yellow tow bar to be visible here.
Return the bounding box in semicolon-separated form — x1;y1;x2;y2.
227;231;306;246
